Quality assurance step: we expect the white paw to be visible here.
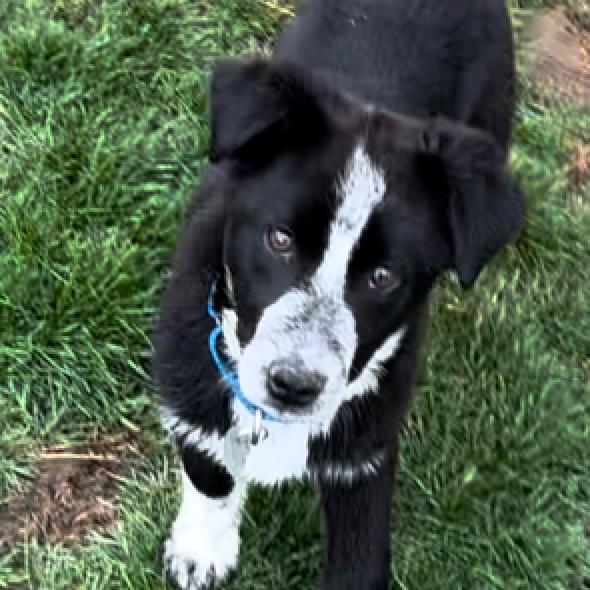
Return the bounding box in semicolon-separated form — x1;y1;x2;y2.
164;523;239;589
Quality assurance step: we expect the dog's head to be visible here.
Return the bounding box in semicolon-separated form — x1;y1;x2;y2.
208;59;524;424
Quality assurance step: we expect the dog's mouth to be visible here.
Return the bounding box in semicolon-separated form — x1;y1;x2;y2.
264;395;322;417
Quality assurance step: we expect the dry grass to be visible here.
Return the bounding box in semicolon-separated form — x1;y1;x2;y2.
0;433;139;547
527;7;590;104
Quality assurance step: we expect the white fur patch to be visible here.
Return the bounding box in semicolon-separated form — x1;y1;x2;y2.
221;308;241;361
310;450;386;484
344;326;407;400
230;400;315;483
165;471;243;589
314;144;387;292
161;404;311;484
160;406;225;464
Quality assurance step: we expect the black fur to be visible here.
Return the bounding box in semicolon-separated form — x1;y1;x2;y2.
154;1;524;588
180;446;234;499
318;458;395;590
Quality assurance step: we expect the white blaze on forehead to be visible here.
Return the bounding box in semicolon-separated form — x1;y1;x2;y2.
313;144;387;294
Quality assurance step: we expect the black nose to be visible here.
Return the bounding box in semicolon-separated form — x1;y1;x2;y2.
267;361;326;408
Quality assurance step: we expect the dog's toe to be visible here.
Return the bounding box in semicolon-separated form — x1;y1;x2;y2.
164;530;237;590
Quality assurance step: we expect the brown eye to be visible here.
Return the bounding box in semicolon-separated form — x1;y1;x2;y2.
369;266;401;292
266;226;295;258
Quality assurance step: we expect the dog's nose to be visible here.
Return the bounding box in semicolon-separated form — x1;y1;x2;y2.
267;361;326;407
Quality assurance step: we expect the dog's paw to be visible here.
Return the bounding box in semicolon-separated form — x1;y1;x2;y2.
164;525;239;590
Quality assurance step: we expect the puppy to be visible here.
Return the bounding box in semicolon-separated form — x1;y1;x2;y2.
154;1;524;588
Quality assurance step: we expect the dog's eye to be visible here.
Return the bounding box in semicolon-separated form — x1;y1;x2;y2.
265;226;295;259
369;266;401;292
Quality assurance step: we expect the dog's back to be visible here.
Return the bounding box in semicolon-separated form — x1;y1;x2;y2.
276;0;514;147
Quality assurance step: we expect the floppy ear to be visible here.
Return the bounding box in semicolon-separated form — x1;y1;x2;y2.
209;58;327;164
420;118;525;286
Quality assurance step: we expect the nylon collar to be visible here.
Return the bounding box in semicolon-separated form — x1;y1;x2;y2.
207;280;292;424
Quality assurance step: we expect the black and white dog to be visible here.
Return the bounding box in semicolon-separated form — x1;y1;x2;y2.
154;1;524;588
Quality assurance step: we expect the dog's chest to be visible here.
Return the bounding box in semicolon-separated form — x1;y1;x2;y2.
233;406;312;484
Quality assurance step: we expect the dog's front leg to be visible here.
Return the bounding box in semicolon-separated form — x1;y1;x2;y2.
165;443;244;590
317;457;394;590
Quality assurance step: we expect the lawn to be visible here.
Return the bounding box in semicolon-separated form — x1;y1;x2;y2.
0;0;588;588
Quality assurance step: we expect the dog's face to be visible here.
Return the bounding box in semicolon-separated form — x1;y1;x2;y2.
210;60;523;423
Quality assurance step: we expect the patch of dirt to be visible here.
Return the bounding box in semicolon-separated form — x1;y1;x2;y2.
0;432;140;547
569;140;590;190
565;0;590;32
526;7;590;104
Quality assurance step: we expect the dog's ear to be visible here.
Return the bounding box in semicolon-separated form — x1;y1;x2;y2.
210;58;327;164
418;118;525;286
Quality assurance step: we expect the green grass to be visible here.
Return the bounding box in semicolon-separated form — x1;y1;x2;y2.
1;0;588;588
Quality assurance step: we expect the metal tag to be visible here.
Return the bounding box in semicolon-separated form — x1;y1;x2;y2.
223;425;251;478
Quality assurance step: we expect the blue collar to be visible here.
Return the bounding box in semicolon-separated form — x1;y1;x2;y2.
207;281;290;424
